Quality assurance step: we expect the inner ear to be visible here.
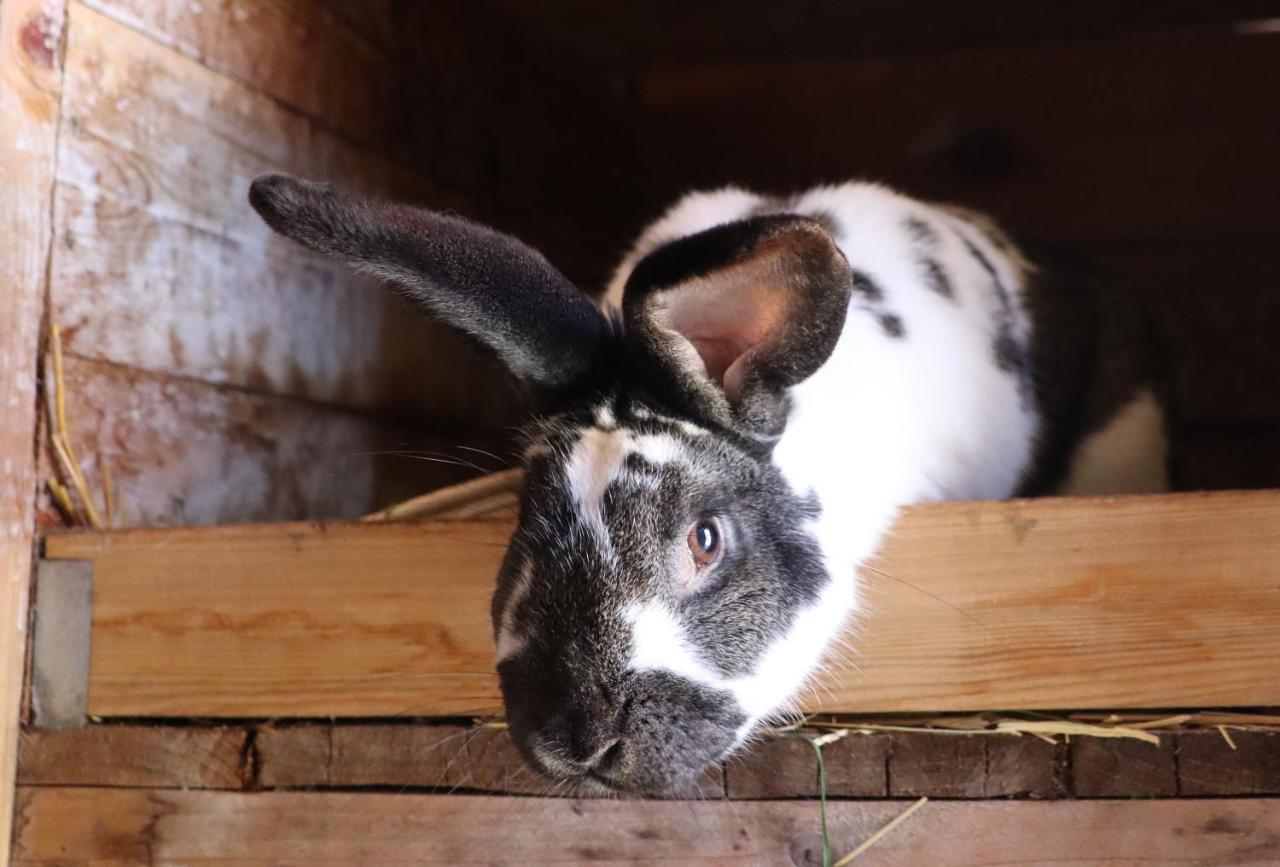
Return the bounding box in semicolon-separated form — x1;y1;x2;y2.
623;215;854;430
654;256;793;404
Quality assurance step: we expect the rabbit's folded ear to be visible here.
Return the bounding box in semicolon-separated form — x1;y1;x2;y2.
249;174;610;394
623;215;853;438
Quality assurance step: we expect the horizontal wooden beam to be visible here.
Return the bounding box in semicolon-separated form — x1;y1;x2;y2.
42;490;1280;718
16;788;1280;864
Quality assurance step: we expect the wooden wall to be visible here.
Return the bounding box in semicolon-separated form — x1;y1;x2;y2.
32;0;544;529
25;1;1280;533
480;1;1280;491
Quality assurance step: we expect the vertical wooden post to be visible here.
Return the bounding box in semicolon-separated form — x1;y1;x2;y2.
0;0;68;859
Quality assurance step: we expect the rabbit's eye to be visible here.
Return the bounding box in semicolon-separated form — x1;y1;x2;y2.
687;517;723;568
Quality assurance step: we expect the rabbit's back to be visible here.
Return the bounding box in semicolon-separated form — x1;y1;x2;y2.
607;182;1167;508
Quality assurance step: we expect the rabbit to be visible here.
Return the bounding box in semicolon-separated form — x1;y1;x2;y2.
249;175;1169;794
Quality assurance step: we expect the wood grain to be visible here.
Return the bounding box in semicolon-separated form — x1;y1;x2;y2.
17;725;247;789
35;355;490;527
81;0;392;147
0;0;69;860
15;788;1280;865
1071;736;1178;797
41;490;1280;717
1179;730;1280;796
52;2;515;429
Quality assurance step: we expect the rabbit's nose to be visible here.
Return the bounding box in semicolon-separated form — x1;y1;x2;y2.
567;734;622;771
530;729;622;778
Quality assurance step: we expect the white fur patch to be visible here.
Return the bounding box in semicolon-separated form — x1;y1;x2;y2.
1060;390;1169;495
725;565;856;723
625;602;721;685
564;424;683;552
496;560;534;662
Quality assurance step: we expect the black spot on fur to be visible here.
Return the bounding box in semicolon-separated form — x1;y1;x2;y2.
878;313;905;338
1012;244;1169;496
921;258;955;299
993;325;1028;378
851;269;884;303
904;216;938;246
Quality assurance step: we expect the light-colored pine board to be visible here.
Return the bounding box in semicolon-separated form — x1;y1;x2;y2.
40;490;1280;718
51;3;515;430
81;0;390;147
18;725;247;789
36;354;488;527
0;0;69;860
15;789;1280;865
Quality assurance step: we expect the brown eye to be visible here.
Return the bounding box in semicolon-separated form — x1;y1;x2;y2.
687;517;723;568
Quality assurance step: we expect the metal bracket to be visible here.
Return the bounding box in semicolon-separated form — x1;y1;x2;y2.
31;559;93;729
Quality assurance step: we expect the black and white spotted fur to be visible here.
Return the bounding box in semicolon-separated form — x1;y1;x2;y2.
250;175;1168;793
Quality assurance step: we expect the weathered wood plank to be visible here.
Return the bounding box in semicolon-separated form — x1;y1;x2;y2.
40;490;1280;717
637;32;1280;245
0;0;69;860
888;734;986;799
35;355;488;527
16;789;1280;864
48;182;517;427
51;3;515;430
17;725;247;789
1071;736;1179;797
1178;729;1280;796
257;723;471;790
81;0;391;147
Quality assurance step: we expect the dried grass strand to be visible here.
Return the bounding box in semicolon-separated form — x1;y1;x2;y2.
46;477;76;524
363;468;522;522
832;796;928;865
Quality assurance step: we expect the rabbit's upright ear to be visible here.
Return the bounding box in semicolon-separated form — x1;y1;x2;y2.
249;174;610;394
623;215;853;438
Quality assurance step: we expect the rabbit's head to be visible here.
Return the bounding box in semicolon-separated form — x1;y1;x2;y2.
250;175;855;792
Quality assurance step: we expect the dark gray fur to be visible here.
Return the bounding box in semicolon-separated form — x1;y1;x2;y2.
498;397;826;791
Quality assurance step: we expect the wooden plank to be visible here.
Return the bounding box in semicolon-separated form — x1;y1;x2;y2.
51;3;515;430
35;355;487;527
1179;730;1280;796
27;719;1280;799
15;789;1280;864
17;725;247;789
983;736;1062;799
636;31;1280;245
888;734;986;798
1071;736;1179;797
0;0;69;860
257;723;471;790
724;735;820;799
48;182;517;427
40;489;1280;718
81;0;391;147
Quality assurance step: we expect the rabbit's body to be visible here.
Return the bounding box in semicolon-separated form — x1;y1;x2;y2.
251;174;1168;795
